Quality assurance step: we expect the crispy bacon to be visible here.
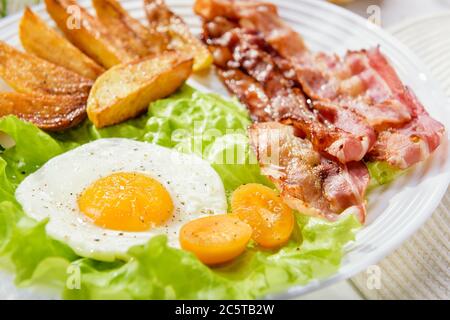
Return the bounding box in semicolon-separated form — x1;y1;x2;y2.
209;27;373;163
195;0;307;57
217;68;272;122
203;16;238;40
248;122;369;222
341;49;444;168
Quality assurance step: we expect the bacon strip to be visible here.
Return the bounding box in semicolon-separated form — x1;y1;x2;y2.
217;68;272;122
195;0;307;57
294;49;413;129
249;122;369;223
209;28;372;163
366;88;445;168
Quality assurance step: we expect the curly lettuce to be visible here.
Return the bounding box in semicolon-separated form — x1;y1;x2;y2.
0;85;361;299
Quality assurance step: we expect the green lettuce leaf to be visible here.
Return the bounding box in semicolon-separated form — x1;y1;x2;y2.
0;85;361;299
63;214;359;299
366;161;403;190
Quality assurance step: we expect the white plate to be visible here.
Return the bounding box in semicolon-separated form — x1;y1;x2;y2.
0;0;449;299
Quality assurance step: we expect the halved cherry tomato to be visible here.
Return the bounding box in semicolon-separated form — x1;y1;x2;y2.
179;214;252;265
231;183;294;248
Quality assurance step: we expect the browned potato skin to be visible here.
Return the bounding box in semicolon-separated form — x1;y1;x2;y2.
0;92;86;131
87;51;193;128
0;40;92;96
44;0;136;68
93;0;167;57
19;7;104;80
144;0;212;71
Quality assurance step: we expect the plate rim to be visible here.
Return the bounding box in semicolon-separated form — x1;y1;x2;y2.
387;11;450;34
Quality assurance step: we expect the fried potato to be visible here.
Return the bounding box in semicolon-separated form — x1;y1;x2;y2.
144;0;212;71
0;40;92;96
19;7;104;80
44;0;136;68
0;92;86;131
87;51;193;128
93;0;167;57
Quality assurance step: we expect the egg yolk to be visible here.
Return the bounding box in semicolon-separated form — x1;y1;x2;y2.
78;172;173;232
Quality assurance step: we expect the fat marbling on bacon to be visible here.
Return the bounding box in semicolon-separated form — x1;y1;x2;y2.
359;48;445;168
195;0;445;170
248;122;369;223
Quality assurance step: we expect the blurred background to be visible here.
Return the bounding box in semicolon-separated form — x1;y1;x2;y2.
2;0;450;25
1;0;40;17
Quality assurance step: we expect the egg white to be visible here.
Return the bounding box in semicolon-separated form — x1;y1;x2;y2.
15;138;227;261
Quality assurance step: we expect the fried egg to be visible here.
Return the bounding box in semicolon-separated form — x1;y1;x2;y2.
15;138;227;261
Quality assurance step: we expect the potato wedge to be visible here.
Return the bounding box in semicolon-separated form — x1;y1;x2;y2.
44;0;136;68
93;0;167;57
144;0;212;71
0;40;92;96
0;92;86;131
87;51;193;128
19;7;104;80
